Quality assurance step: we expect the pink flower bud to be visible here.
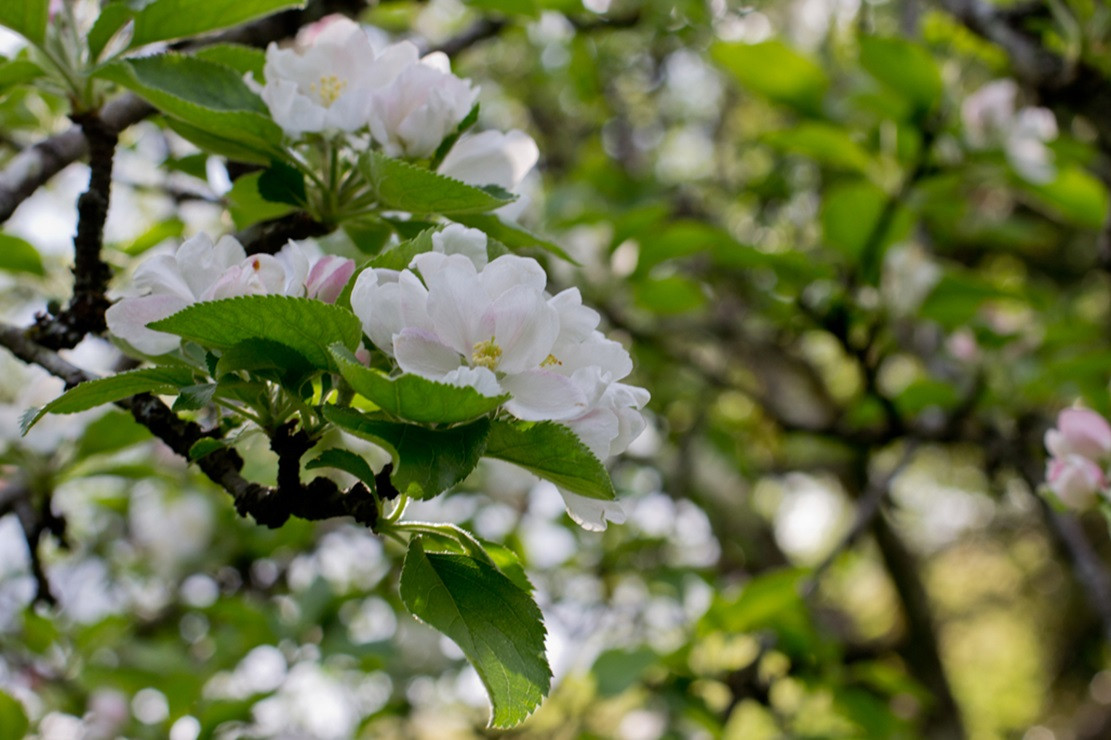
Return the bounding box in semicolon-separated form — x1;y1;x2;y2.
1046;408;1111;461
1047;454;1105;510
305;256;355;303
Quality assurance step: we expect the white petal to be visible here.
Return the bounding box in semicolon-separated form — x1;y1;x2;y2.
480;254;547;297
441;366;502;397
501;369;589;421
432;224;488;269
558;489;625;532
438;129;538;191
106;294;189;355
393;328;463;378
487;286;560;373
275;241;311;295
565;408;620;458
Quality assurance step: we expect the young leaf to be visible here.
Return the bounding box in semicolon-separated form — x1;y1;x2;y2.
0;233;44;275
0;0;48;45
95;54;284;161
23;367;196;433
483;420;616;501
305;448;378;489
88;3;135;61
0;59;45;95
257;160;307;207
149;296;362;371
399;537;551;728
330;345;507;424
361;151;516;215
127;0;305;50
368;228;435;271
322;406;489;499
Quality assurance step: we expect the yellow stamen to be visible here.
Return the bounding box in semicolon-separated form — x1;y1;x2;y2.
310;74;347;107
471;337;502;370
541;354;562;367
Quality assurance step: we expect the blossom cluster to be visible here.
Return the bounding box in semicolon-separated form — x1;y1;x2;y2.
961;79;1058;185
1044;407;1111;510
253;15;538;194
105;234;355;355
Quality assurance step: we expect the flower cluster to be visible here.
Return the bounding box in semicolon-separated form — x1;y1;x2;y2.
352;225;649;529
105;234;355;355
253;15;537;194
1044;407;1111;509
961;79;1058;184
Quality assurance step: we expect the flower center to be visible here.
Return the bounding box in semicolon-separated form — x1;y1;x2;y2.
541;354;562;368
310;74;347;107
471;337;502;370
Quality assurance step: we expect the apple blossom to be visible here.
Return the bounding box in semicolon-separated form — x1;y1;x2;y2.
1045;408;1111;462
438;130;539;192
366;47;479;159
1047;454;1104;510
961;79;1058;184
306;255;357;303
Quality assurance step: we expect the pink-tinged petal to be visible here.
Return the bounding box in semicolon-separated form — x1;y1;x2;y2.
1052;408;1111;460
486;286;560;374
106;294;189;355
393;328;463;379
480;254;547;297
305;255;356;303
501;370;588;421
1047;454;1104;510
558;489;625;532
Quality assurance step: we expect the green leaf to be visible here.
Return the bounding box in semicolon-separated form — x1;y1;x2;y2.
711;40;828;114
24;367;196;433
330;345;507;424
0;59;45;95
343;217;394;255
165;118;274;166
215;338;315;388
257;160;307;207
0;689;28;740
191;44;267;77
633;274;707;315
479;539;533;594
322;406;489;499
305;448;378;489
1024;165;1109;230
821;180;912;276
461;0;538;16
172;383;217;412
127;0;305;50
362;151;516;215
73;410;151;459
452;213;577;263
859;36;942;117
763;122;873;173
96;54;283;161
484;420;616;501
399;538;550;728
88;2;135;61
188;438;226;461
117;217;185;256
368;227;435;271
0;0;47;45
0;233;44;275
227;171;298;228
592;647;657;698
150;296;362;371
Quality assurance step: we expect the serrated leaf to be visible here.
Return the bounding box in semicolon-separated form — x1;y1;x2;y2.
305;448;378;489
149;296;362;371
0;233;44;275
96;54;283;161
88;3;134;61
331;345;507;424
368;228;435;271
400;538;550;728
23;367;196;433
0;0;47;45
484;420;615;501
322;406;489;499
257;160;307;207
215;338;315;389
227;171;299;227
479;539;533;594
191;44;266;77
128;0;304;50
172;383;217;411
432;103;480;166
452;213;577;263
362;151;516;215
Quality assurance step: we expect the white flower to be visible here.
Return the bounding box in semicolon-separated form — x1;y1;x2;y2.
558;489;626;532
366;46;479;158
257;16;393;137
106;235;350;355
431;224;488;269
438;130;539;191
962;79;1058;184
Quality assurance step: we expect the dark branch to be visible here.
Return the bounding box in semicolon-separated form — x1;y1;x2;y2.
28;111;119;350
237;212;330;255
